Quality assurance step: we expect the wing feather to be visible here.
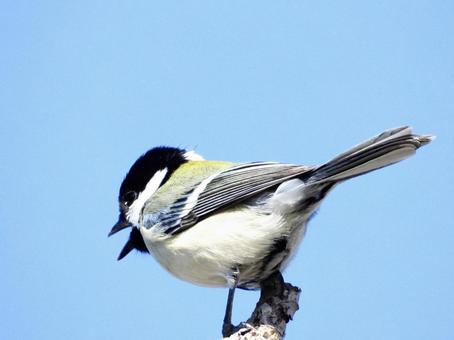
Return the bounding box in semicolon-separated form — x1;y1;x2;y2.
153;162;314;235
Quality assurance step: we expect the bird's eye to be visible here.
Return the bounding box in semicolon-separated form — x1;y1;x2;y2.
123;191;138;206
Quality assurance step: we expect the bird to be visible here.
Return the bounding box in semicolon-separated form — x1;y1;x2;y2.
108;126;432;337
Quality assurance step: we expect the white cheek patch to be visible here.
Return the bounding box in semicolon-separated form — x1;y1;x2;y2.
127;168;168;226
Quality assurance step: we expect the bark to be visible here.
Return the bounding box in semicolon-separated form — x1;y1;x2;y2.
223;272;301;340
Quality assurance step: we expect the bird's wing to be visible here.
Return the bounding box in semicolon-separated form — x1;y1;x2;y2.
146;162;314;235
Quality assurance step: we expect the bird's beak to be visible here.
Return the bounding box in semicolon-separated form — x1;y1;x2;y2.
108;215;132;237
117;240;135;260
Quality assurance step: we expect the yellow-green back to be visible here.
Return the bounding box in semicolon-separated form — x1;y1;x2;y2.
143;160;236;215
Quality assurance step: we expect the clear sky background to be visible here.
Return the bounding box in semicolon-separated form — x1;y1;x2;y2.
1;1;453;339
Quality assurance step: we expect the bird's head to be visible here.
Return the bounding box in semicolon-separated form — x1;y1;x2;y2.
108;146;203;260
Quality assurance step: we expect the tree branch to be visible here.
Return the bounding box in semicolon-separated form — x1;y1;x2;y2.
223;272;301;340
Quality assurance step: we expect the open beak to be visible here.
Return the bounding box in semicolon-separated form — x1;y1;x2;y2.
115;227;147;261
108;215;132;237
117;239;135;260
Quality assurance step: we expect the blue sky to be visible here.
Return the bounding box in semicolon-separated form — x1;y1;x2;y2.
1;1;453;339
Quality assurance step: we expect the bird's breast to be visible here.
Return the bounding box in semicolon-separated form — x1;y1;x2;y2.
140;204;312;288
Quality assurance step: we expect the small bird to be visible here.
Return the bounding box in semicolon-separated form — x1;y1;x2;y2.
109;126;432;336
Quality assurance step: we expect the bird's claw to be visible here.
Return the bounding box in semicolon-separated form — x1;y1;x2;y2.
222;322;254;338
222;322;235;338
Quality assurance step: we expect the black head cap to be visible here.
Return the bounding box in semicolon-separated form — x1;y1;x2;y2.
109;146;189;260
118;146;188;208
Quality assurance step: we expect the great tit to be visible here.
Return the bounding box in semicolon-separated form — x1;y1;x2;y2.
109;126;432;336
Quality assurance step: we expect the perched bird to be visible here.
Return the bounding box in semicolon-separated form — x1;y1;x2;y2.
109;126;432;336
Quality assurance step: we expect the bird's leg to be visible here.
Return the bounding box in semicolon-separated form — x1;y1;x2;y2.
222;273;239;337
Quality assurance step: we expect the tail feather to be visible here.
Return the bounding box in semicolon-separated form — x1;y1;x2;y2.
308;126;434;184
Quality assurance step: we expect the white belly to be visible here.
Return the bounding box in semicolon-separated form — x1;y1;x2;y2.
140;206;310;288
139;179;323;288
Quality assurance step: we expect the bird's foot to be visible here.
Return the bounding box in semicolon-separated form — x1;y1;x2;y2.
222;321;235;338
222;322;253;338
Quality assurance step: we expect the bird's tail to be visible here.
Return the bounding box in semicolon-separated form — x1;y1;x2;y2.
308;126;433;184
